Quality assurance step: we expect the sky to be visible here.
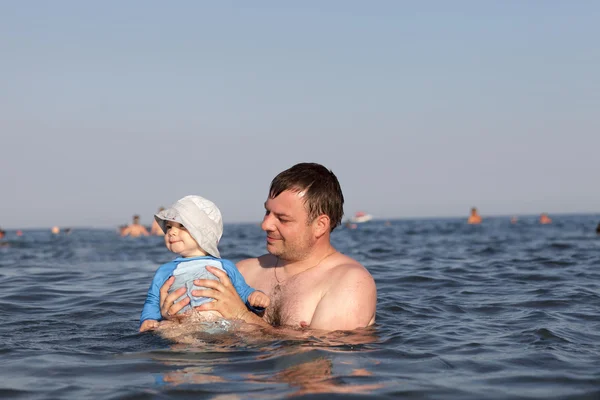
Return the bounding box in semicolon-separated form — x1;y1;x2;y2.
1;1;599;229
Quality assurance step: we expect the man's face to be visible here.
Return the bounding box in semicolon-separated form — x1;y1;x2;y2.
261;190;316;261
163;221;204;257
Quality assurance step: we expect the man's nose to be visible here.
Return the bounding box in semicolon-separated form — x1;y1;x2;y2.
261;214;274;232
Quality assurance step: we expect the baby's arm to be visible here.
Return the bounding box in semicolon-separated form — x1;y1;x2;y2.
140;278;163;324
140;263;176;328
139;319;160;332
248;290;270;308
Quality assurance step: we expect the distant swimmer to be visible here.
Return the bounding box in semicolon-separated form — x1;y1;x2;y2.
51;226;60;234
467;207;482;224
539;213;552;224
150;207;166;235
596;223;600;234
0;229;5;240
510;216;518;224
121;215;150;237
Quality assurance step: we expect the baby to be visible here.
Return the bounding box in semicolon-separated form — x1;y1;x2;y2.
139;195;269;332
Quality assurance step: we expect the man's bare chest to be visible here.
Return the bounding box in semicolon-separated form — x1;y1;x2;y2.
244;264;327;327
263;278;322;328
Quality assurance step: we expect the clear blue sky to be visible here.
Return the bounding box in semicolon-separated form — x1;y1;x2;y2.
1;1;599;229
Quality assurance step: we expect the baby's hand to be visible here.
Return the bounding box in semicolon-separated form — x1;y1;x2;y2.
139;319;160;332
158;319;177;328
248;290;270;308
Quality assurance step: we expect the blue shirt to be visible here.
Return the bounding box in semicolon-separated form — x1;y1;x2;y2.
140;256;256;324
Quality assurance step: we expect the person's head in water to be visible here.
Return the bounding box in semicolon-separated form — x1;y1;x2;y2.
596;223;600;234
154;195;223;258
539;213;552;224
268;162;344;232
133;215;141;224
0;229;5;240
467;207;482;224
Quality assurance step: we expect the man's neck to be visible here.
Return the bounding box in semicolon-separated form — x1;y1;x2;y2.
279;243;336;273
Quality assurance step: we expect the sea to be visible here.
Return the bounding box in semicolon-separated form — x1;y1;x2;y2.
1;214;599;399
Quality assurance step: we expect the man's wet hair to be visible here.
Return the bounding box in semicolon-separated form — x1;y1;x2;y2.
269;162;344;231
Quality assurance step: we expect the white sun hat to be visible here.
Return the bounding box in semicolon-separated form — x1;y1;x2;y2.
154;195;223;258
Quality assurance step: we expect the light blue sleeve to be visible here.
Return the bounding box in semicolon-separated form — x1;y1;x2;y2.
140;261;177;325
220;258;256;305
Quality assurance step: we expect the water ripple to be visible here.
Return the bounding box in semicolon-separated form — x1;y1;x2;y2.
1;217;599;399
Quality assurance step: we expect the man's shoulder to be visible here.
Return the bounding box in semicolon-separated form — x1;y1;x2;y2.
328;255;374;284
329;253;365;269
313;254;377;329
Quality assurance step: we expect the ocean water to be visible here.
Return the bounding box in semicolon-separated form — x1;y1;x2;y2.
1;215;600;399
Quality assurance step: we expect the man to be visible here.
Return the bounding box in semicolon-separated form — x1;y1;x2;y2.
467;207;482;224
159;163;376;331
539;213;552;224
121;215;150;237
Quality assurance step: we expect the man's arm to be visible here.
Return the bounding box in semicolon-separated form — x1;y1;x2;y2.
309;265;376;331
192;265;377;339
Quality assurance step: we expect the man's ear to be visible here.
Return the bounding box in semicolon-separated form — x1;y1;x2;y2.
313;214;331;238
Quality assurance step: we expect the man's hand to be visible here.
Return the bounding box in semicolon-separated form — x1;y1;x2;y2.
192;266;253;321
159;276;190;319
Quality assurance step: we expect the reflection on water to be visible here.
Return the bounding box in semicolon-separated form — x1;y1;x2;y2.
246;350;384;398
153;329;384;398
152;314;384;396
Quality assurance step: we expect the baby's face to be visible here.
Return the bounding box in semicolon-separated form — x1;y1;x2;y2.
163;221;205;257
